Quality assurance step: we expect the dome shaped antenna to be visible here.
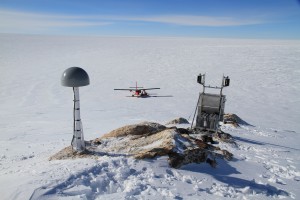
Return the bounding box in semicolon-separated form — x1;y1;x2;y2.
61;67;90;152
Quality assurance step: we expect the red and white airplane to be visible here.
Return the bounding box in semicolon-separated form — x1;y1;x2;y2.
114;82;160;97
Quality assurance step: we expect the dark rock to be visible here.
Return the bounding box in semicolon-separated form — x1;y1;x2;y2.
166;117;189;125
223;113;253;127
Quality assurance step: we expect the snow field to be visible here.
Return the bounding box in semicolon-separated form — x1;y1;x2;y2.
0;34;300;199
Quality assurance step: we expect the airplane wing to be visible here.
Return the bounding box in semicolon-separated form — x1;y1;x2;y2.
114;88;160;90
114;89;133;91
142;88;160;90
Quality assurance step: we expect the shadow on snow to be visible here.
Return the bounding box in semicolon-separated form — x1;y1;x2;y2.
235;136;300;151
181;159;289;197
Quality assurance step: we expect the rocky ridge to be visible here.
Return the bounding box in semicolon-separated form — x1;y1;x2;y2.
50;120;236;168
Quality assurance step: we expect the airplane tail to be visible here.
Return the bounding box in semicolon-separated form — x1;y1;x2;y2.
129;81;143;89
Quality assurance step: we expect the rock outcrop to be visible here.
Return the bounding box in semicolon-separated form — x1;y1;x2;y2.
99;122;166;139
223;113;253;127
50;122;233;168
165;117;189;125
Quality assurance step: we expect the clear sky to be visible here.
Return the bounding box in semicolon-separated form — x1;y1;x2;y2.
0;0;300;39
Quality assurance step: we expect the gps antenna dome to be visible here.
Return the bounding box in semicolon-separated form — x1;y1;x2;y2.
61;67;90;87
61;67;90;152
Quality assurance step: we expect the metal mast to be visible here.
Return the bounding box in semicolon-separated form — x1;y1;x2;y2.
61;67;90;152
72;87;85;151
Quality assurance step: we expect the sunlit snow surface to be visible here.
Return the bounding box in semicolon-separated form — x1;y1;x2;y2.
0;34;299;199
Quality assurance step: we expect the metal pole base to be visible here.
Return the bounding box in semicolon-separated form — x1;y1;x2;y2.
72;87;85;152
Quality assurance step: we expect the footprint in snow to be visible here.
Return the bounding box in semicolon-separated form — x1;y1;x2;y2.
166;168;174;176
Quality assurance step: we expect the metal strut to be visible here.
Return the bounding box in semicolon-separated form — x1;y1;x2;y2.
72;87;85;152
191;93;201;129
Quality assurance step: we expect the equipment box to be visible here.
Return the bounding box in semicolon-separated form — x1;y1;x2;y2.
196;93;226;131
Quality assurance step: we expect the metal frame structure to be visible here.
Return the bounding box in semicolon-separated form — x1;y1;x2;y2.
191;73;230;131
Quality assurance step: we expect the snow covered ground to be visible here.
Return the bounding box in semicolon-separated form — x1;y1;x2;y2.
0;34;299;199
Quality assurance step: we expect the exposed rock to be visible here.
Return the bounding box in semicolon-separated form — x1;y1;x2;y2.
98;122;166;139
223;113;253;127
51;121;234;168
200;134;214;143
168;136;232;169
99;128;176;156
166;117;189;125
49;146;95;160
189;128;235;144
213;130;235;144
168;150;208;168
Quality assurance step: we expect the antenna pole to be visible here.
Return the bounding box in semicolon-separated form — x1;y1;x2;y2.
72;87;85;152
191;92;201;129
191;73;206;129
216;75;225;132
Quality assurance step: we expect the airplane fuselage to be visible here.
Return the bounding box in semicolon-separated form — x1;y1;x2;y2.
132;89;148;97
